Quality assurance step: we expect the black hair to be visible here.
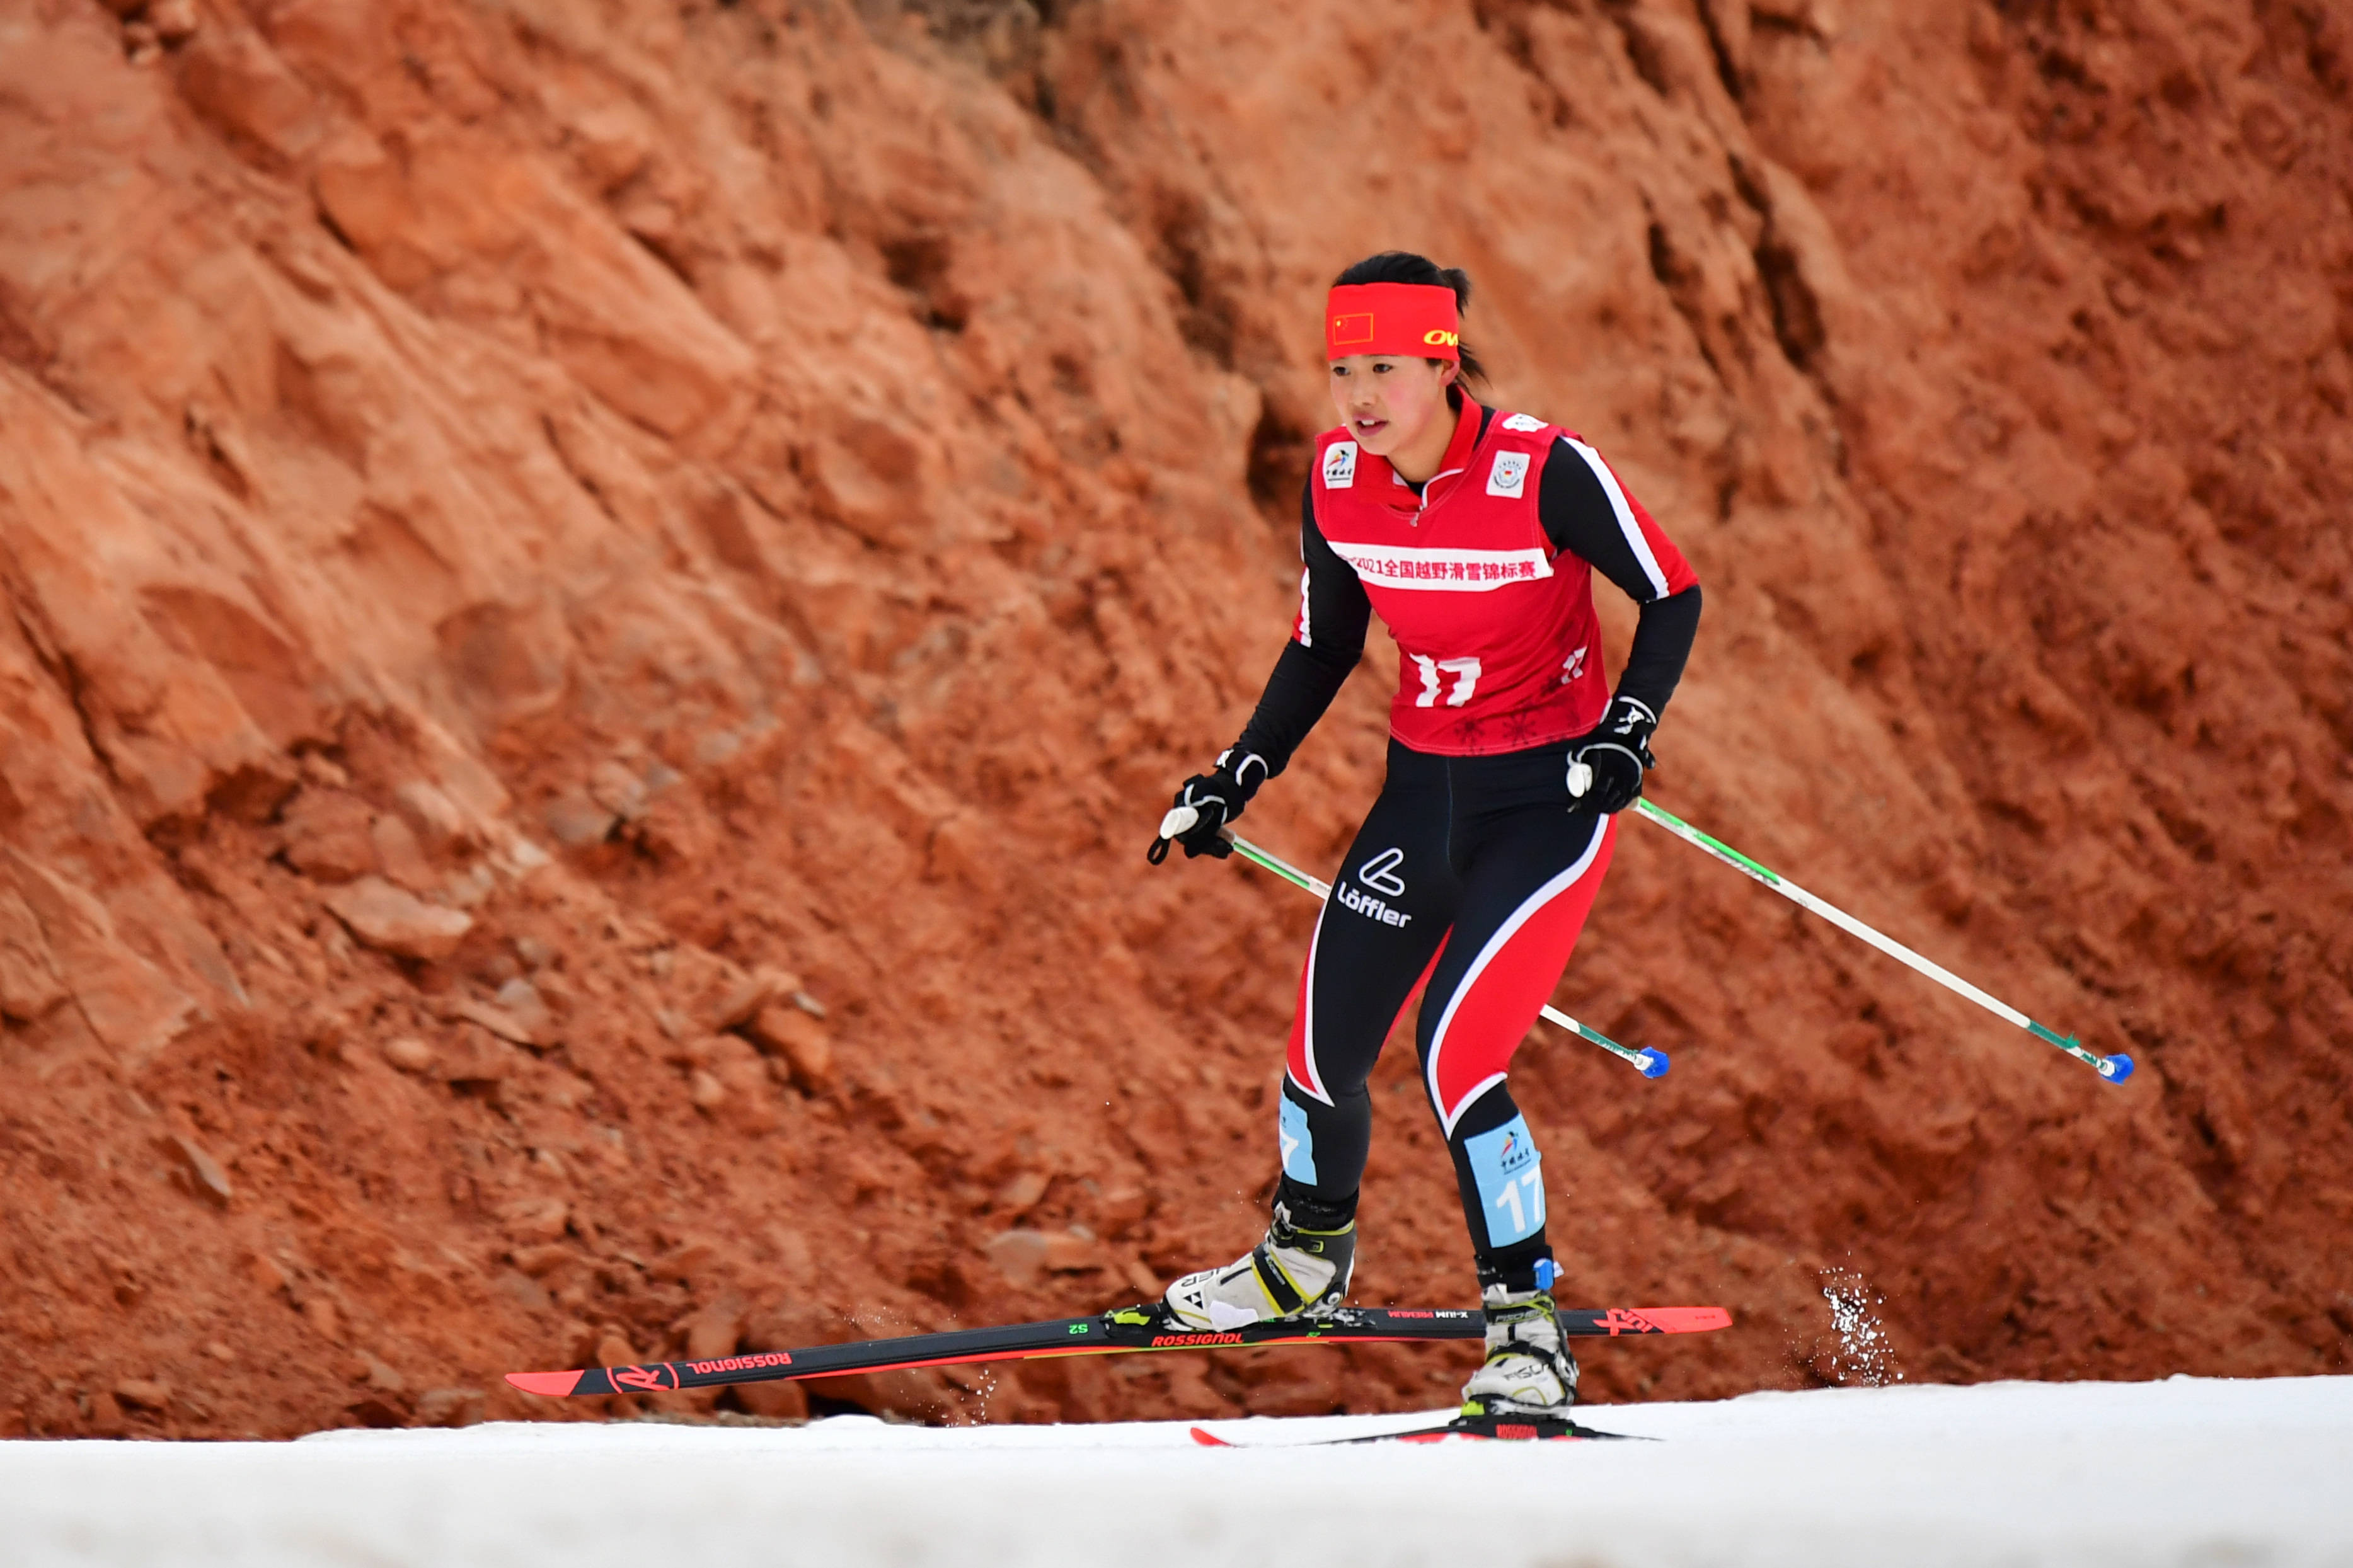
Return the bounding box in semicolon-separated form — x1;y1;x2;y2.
1332;250;1488;406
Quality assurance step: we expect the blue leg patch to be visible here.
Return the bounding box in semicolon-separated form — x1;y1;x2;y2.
1463;1114;1546;1247
1279;1094;1317;1185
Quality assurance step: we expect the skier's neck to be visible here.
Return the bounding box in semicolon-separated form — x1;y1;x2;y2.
1387;398;1468;486
1386;427;1452;485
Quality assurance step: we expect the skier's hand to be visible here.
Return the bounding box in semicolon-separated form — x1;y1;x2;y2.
1566;695;1657;815
1147;752;1265;862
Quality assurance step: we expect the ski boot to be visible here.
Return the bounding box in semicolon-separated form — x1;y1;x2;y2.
1161;1203;1356;1332
1459;1283;1580;1424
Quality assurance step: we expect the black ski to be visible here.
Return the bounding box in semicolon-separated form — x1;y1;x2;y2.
1191;1412;1645;1447
506;1304;1730;1399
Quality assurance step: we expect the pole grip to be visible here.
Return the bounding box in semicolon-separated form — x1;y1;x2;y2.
1148;804;1201;864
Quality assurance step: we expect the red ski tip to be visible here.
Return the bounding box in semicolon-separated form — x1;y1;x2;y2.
1189;1426;1235;1447
1639;1307;1732;1333
505;1370;585;1398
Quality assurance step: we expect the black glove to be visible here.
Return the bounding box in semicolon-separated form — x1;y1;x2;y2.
1567;695;1657;815
1148;748;1269;863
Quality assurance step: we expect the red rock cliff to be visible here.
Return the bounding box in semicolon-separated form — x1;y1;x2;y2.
0;0;2346;1436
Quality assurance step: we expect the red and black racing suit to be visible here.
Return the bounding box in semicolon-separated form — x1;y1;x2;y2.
1226;398;1701;1290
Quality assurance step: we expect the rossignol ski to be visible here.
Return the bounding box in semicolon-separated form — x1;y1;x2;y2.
505;1303;1731;1399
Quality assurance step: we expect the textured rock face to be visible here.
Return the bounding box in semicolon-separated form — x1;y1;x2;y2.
0;0;2347;1438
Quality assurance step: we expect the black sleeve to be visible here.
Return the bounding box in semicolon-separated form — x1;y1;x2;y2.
1225;482;1370;781
1616;587;1702;719
1538;437;1702;720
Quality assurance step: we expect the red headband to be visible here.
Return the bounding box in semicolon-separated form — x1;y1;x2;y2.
1325;282;1461;362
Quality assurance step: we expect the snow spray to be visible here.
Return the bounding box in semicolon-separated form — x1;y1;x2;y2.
1817;1265;1903;1387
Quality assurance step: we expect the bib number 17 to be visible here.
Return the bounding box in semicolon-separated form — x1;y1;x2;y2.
1412;655;1482;709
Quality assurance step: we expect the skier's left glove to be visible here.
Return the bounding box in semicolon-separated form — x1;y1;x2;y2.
1148;748;1269;863
1566;696;1657;815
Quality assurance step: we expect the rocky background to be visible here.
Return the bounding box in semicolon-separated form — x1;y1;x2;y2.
1;0;2347;1438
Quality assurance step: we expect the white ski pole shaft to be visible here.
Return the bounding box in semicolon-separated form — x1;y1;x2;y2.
1190;820;1667;1079
1628;799;2131;1082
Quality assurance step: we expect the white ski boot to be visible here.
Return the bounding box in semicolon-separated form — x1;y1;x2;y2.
1161;1204;1356;1331
1459;1285;1580;1419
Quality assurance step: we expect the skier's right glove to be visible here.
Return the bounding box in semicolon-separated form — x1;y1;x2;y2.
1147;748;1269;863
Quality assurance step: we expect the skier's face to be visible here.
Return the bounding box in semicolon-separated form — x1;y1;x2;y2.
1328;355;1458;462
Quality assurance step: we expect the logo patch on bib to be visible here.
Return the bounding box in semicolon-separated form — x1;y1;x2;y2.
1323;441;1359;489
1500;413;1546;433
1487;450;1531;497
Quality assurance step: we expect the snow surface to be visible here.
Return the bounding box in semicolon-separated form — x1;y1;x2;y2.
9;1375;2351;1567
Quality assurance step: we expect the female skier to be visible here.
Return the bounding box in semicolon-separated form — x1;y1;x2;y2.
1149;252;1702;1423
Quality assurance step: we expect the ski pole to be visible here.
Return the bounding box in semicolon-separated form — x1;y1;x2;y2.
1152;806;1668;1077
1621;795;2132;1083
